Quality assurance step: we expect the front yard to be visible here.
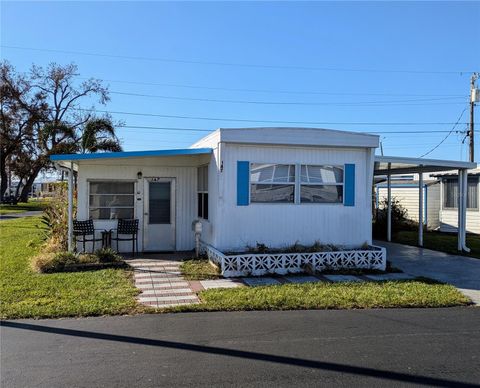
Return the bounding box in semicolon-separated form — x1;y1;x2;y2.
0;216;143;319
394;230;480;259
0;199;50;215
170;278;469;312
0;218;472;320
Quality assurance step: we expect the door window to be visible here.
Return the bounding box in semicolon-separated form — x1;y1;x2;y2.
149;182;171;224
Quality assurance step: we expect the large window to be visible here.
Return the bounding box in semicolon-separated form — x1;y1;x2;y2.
197;165;208;219
250;164;295;203
300;165;344;203
89;181;135;220
443;177;479;210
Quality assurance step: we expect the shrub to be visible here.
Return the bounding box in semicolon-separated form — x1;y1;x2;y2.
94;248;122;263
373;197;416;239
32;251;81;273
39;183;72;250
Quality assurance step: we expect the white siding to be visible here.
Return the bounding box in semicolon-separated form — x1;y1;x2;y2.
377;183;440;229
211;143;373;251
76;158;200;252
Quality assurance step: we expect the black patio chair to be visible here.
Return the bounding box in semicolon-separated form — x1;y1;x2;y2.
111;219;139;256
73;219;101;253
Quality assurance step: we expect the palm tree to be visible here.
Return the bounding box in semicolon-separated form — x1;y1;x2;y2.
79;118;122;154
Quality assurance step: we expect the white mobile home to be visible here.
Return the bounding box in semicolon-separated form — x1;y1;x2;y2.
52;127;378;253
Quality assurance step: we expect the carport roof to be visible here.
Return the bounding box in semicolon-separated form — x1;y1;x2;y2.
374;155;476;176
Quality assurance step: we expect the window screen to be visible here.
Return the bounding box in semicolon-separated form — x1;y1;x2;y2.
89;181;135;220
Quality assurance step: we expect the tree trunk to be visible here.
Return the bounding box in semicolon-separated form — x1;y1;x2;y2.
0;153;8;200
18;166;42;202
14;177;23;198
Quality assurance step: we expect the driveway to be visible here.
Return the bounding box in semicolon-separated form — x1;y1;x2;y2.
1;308;479;387
376;241;480;305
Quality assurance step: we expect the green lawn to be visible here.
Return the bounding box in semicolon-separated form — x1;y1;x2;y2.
168;279;470;312
0;200;50;215
394;230;480;259
0;216;143;319
180;259;221;280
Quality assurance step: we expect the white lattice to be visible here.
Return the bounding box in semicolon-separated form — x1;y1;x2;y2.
202;242;387;278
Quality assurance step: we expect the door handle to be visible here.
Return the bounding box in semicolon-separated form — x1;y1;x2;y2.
144;212;148;215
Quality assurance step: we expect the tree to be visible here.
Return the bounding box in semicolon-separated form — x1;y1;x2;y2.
78;117;122;153
1;62;123;201
0;62;47;200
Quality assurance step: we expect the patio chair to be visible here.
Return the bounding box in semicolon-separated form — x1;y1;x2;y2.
73;219;101;253
111;219;139;256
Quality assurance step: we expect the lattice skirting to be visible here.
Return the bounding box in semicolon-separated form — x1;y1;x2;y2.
201;243;387;278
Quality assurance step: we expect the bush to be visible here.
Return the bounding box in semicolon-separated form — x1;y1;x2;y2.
32;251;81;273
373;197;417;239
39;183;71;250
94;248;122;263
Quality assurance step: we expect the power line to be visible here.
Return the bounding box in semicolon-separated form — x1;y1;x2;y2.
66;107;472;126
110;91;467;106
2;45;476;75
419;108;468;158
119;125;467;135
94;77;466;98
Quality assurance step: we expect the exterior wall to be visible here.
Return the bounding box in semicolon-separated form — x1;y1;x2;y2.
76;158;201;252
377;183;440;229
210;143;373;251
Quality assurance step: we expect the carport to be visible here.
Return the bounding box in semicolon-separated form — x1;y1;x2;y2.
374;156;477;252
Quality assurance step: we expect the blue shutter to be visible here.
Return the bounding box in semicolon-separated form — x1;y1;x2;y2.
237;161;250;206
344;163;355;206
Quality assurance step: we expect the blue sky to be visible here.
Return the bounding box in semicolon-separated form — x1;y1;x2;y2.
1;1;479;160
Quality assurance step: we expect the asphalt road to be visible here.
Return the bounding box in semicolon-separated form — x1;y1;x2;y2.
1;308;479;387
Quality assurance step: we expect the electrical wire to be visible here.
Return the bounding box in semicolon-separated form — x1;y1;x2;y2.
418;108;468;158
2;45;476;74
110;91;467;106
65;107;471;126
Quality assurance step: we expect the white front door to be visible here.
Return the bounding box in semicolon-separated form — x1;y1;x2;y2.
143;178;176;251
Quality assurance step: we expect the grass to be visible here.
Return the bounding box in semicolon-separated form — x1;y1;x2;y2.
180;258;221;280
166;279;470;312
0;199;50;215
394;230;480;259
0;216;144;319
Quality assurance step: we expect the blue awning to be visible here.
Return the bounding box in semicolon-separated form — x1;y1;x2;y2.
50;148;212;161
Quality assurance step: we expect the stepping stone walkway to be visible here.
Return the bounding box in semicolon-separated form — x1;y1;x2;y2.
128;259;199;308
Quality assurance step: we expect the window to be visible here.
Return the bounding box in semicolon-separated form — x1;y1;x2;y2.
89;181;135;220
197;165;208;219
300;165;344;203
443;177;479;210
250;164;295;203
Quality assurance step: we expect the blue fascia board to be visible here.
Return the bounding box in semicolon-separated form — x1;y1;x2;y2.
50;148;212;161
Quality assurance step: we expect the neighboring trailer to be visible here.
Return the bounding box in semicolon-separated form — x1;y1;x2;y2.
376;182;441;230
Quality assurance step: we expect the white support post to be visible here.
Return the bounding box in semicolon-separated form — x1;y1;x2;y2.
418;172;424;247
461;169;470;251
387;163;392;242
67;162;74;252
457;169;463;252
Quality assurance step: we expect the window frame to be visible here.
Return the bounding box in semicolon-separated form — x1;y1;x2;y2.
248;163;345;205
88;179;136;220
197;165;209;220
442;177;479;211
249;163;296;204
299;164;345;204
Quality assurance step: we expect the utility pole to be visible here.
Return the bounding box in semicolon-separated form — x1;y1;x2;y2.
469;72;479;162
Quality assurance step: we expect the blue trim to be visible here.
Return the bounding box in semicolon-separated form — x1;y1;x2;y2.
50;148;212;161
376;183;422;188
344;163;355;207
237;161;250;206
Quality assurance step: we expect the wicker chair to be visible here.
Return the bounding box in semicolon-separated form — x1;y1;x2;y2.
112;219;139;256
73;219;100;253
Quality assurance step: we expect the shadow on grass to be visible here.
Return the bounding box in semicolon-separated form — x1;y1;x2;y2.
1;320;477;387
